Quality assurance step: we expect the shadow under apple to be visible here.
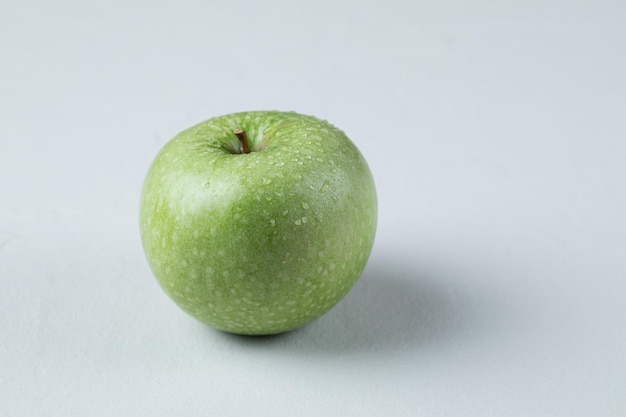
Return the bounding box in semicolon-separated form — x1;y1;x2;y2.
212;251;485;356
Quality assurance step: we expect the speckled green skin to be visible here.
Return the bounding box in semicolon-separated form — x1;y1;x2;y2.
140;111;377;335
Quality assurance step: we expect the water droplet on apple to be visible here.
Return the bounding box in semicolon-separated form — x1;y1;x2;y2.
301;216;308;224
330;195;339;202
204;182;210;188
270;219;276;227
294;219;302;226
319;181;330;193
301;202;309;209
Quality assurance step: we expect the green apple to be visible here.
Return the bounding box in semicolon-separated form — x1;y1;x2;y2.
140;111;377;335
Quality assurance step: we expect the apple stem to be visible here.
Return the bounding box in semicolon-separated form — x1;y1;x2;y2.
234;129;251;154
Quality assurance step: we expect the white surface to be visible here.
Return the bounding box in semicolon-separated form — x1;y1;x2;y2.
1;1;625;415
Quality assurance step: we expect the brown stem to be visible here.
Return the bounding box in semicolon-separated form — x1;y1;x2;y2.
234;129;251;154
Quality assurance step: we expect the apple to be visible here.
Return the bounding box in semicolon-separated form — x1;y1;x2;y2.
139;111;377;335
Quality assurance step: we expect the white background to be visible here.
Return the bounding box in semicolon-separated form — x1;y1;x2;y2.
2;1;625;415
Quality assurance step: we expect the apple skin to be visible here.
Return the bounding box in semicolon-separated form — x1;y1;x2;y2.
140;111;377;335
